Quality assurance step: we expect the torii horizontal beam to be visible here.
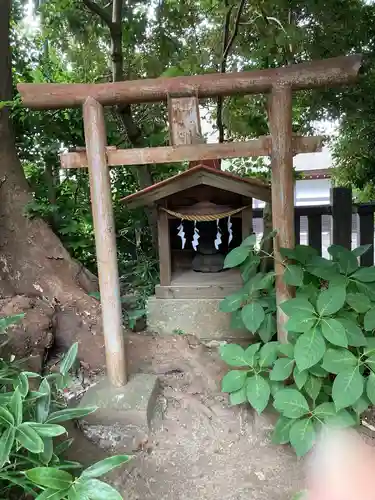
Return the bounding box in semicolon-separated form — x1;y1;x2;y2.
18;55;361;109
60;135;323;169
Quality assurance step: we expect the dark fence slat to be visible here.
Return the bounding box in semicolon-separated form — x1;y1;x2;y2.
308;214;322;255
331;187;352;250
359;212;374;266
294;215;300;245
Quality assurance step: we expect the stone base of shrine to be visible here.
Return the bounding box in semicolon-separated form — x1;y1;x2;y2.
147;296;250;341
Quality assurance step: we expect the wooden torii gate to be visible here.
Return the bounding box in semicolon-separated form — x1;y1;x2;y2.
18;55;362;388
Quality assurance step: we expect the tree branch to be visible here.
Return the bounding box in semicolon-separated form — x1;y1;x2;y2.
222;0;247;62
82;0;113;28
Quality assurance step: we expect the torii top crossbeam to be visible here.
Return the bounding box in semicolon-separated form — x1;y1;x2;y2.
17;55;362;389
18;55;361;109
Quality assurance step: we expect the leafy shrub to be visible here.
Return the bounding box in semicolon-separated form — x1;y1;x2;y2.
219;239;375;457
0;335;130;499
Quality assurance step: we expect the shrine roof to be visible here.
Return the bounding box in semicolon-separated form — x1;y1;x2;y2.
120;164;271;208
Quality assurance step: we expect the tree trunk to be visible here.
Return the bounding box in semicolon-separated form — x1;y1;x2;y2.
0;1;105;370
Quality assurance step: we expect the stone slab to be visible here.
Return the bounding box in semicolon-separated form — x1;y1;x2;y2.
147;296;251;340
79;373;160;429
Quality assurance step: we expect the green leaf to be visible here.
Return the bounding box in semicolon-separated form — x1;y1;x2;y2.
241;234;257;247
328;246;359;275
278;344;294;358
258;341;279;368
0;427;15;468
246;374;270;414
367;371;375;405
321;318;348;347
332;367;364;410
240;255;260;281
14;373;29;397
219;292;247;313
325;409;357;428
9;387;22;426
224;246;250;269
271;416;294;445
280;245;318;264
285;312;317;333
273;389;310;418
73;478;122;500
243;343;261;366
304;375;322;402
26;468;73;490
60;343;78;376
316;287;346;316
309;365;328;377
306;256;339;279
82;455;131;479
229;387;247;405
313;402;337;419
364;307;375;331
289;418;316;457
364;338;375;356
336;318;367;347
241;303;265;332
37;378;51;423
346;293;371;313
294;327;326;371
293;367;308;389
40;437;54;465
270;358;294;381
322;348;358;374
219;344;248;367
352;266;375;283
222;370;247;393
0;406;15;426
279;298;315;317
230;310;245;330
257;314;276;343
284;265;304;286
46;407;97;424
26;423;67;437
0;313;24;332
16;423;44;453
352;395;370;415
35;489;69;500
54;438;74;456
352;245;372;258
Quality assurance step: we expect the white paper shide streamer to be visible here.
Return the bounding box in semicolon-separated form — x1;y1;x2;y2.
177;221;186;249
192;221;200;251
214;219;222;250
227;215;233;245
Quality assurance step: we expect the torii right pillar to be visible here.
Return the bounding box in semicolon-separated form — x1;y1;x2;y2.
268;85;294;344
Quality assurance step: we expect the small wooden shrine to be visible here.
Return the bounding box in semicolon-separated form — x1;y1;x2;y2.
121;161;271;299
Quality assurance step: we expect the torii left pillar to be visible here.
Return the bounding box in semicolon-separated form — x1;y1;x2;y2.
83;97;127;387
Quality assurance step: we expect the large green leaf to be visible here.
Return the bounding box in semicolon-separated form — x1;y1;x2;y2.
16;423;44;453
346;293;371;313
366;372;375;405
269;358;294;381
280;245;318;264
325;409;357;429
60;342;78;376
40;437;53;465
321;318;348;347
364;307;375;331
336;318;367;347
322;348;358;374
222;370;247;393
332;367;364;411
304;375;322;402
229;387;247;405
26;468;73;491
224;246;251;269
241;303;265;333
9;388;22;426
293;367;308;389
352;395;370;415
0;406;15;427
313;402;337;420
306;257;339;280
26;423;67;438
73;478;122;500
219;292;247;313
243;343;261;366
328;246;359;275
0;427;15;468
294;327;326;371
316;287;346;316
258;341;279;368
273;389;310;418
285;312;317;333
37;378;51;424
289;418;316;457
240;255;260;281
246;374;270;414
352;266;375;283
82;455;131;479
284;265;304;286
46;407;97;424
278;344;294;358
271;415;294;445
257;314;277;343
230;310;245;330
219;344;248;367
279;298;315;317
35;489;69;499
241;234;257;247
13;373;29;398
352;245;372;258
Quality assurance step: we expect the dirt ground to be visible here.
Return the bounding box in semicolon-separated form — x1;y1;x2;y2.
70;332;304;500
